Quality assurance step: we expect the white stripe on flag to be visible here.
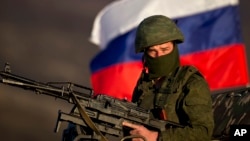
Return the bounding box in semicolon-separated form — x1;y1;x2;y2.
90;0;238;49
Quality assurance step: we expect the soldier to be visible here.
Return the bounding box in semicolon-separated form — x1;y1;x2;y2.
122;15;214;141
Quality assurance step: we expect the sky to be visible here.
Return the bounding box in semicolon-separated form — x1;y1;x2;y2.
0;0;249;141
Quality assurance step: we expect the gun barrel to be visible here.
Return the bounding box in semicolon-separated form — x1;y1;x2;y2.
0;70;93;102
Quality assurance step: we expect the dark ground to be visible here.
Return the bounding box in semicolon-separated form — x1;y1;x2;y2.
0;0;249;141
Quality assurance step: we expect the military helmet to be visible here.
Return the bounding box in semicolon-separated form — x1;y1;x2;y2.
135;15;184;53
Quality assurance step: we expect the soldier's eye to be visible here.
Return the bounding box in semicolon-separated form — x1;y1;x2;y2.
161;48;169;52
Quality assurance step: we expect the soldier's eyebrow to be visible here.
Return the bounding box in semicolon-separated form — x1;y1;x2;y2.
160;45;170;50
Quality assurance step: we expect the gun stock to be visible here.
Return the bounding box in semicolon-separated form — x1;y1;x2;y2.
0;63;183;141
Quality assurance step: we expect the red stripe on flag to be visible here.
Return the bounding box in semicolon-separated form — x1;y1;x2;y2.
180;44;249;90
91;44;249;101
91;62;143;101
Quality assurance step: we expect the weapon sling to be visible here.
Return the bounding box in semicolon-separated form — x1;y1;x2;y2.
70;93;108;141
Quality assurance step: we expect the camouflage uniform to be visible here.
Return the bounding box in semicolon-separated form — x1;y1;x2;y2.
132;15;214;141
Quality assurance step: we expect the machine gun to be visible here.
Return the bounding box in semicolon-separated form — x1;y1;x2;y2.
0;63;183;141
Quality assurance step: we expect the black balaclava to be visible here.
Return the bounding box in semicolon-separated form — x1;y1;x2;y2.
144;45;180;80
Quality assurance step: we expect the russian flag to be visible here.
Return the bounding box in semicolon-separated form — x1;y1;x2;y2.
89;0;249;101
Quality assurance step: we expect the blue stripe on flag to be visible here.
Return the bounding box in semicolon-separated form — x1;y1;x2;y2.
178;5;242;54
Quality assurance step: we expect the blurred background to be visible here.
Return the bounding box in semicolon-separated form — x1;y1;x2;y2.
0;0;249;140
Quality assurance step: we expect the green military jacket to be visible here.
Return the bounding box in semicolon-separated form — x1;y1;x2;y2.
132;66;214;141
